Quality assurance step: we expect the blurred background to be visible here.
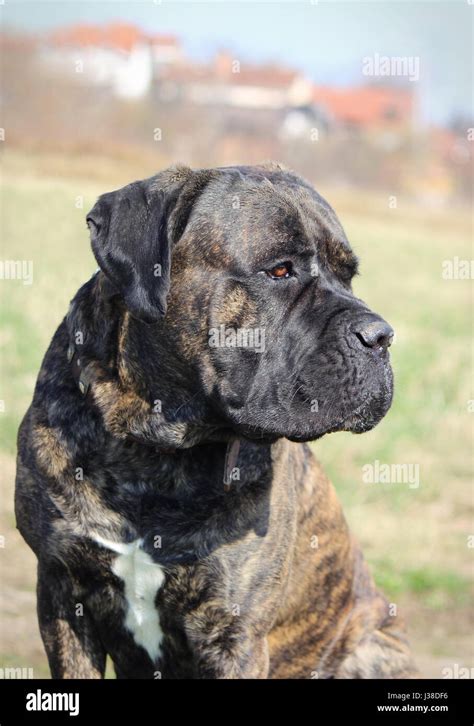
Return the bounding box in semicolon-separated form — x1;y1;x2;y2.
0;1;472;678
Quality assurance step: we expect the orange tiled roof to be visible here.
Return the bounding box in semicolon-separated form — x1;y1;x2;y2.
103;22;142;52
313;85;413;125
48;23;179;52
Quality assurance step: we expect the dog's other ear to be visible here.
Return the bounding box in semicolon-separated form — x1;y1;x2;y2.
87;168;213;324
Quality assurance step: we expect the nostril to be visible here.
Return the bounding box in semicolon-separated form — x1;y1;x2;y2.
377;331;394;349
355;320;394;351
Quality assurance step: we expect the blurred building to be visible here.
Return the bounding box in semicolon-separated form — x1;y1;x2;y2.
33;22;416;137
39;22;182;99
312;85;414;132
157;50;313;110
307;84;416;151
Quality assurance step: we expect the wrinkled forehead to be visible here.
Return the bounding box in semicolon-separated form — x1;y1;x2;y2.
184;170;350;266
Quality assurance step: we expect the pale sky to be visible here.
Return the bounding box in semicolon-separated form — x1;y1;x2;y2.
2;0;473;124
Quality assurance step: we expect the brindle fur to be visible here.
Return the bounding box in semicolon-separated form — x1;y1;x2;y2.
15;163;418;678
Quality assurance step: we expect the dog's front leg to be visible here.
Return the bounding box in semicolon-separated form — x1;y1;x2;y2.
185;606;269;679
195;635;269;679
37;560;106;679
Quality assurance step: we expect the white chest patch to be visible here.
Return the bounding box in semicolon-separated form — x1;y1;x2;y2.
94;536;165;662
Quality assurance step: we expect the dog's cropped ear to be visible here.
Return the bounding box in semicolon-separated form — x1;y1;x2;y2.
87;169;213;324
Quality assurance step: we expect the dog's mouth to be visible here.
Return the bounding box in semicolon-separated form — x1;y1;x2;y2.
221;369;394;444
241;406;387;444
226;407;386;445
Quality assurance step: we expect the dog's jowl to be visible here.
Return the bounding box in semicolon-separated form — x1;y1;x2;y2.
15;163;418;679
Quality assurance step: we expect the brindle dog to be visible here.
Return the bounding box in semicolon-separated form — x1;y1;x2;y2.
15;163;418;679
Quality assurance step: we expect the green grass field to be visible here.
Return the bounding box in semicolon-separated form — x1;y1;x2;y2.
1;150;472;677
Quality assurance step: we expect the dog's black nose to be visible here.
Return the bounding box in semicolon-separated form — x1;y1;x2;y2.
355;319;394;350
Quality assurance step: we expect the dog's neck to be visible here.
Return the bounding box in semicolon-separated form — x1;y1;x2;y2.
93;435;278;563
67;274;245;454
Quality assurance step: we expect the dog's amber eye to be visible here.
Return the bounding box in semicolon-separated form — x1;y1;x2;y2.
267;262;292;279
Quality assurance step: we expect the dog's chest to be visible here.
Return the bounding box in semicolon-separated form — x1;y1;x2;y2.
94;535;166;662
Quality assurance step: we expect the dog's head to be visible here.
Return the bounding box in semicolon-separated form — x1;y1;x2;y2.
87;164;394;443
